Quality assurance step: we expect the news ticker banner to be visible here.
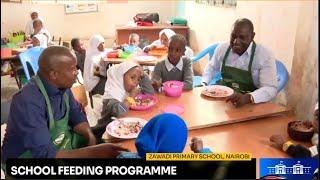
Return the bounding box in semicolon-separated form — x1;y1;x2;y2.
5;153;256;179
260;158;319;180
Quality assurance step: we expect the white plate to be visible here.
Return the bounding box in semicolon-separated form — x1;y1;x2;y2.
201;85;234;98
134;55;157;62
105;117;147;139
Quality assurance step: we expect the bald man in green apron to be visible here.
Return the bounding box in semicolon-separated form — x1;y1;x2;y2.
2;46;128;164
202;18;278;107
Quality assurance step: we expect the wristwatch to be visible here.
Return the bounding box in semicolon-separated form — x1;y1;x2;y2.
282;141;294;152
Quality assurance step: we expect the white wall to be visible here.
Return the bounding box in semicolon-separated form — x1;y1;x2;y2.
1;1;176;41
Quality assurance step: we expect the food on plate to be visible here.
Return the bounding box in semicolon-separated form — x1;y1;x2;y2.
113;121;143;137
134;97;153;106
206;88;229;96
289;121;314;132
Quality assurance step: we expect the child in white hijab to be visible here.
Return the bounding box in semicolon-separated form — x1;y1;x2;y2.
83;34;108;95
32;18;52;44
25;8;40;39
91;61;154;138
143;29;194;58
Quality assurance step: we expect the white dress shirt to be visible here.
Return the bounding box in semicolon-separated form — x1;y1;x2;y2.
202;42;278;103
164;58;184;71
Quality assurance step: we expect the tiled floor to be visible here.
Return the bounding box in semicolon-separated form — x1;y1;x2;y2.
1;75;102;178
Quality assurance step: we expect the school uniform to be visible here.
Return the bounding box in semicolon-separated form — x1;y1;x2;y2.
152;57;194;90
202;42;278;103
91;61;154;138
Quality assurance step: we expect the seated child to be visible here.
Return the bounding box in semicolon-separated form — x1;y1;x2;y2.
32;18;52;45
117;113;188;158
32;34;48;48
151;34;193;91
71;38;86;74
143;29;194;58
270;102;318;158
114;33;142;54
91;61;154;138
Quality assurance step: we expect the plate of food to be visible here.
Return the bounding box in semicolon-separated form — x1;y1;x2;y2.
106;117;147;139
201;85;234;98
130;94;158;111
134;55;158;62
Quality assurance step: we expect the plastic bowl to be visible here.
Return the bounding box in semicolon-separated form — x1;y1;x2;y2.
287;121;314;142
163;81;184;97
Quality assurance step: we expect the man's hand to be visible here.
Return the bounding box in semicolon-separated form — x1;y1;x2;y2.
270;134;285;150
190;137;204;153
226;93;252;108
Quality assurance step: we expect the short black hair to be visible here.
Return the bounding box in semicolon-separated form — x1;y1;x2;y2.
234;18;254;32
71;38;80;49
38;46;75;74
170;34;187;48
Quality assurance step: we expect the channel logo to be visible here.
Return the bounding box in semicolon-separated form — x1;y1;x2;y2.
260;158;318;180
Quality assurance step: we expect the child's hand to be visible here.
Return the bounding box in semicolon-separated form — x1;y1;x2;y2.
129;87;140;98
144;47;151;53
152;80;162;91
190;137;203;153
269;134;285;149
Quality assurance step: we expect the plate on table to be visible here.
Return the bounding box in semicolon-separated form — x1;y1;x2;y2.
134;55;157;62
201;85;234;98
105;117;147;139
130;94;158;111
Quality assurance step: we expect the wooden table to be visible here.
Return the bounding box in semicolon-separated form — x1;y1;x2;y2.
116;24;189;45
124;87;290;130
104;55;166;66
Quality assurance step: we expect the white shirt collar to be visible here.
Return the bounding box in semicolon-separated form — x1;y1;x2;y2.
245;41;253;56
165;58;183;71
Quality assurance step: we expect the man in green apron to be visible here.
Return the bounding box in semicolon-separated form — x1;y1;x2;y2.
2;46;128;165
202;18;278;107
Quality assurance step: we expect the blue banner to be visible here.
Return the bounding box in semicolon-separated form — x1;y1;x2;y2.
260;158;318;180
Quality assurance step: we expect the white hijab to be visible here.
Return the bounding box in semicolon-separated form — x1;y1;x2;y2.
103;61;139;102
83;34;106;92
30;8;40;15
33;34;47;48
159;29;176;40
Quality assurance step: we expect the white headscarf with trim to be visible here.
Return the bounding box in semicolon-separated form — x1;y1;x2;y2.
103;61;139;101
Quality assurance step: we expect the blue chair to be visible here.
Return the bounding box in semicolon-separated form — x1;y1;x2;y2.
275;60;289;92
18;47;45;81
191;43;220;87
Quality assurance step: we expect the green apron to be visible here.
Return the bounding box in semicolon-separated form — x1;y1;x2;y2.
19;75;87;158
218;41;257;93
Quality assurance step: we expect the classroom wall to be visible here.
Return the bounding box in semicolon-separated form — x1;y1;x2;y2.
1;0;176;45
176;0;318;119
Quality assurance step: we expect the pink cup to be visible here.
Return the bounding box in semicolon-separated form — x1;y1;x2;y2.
163;80;184;97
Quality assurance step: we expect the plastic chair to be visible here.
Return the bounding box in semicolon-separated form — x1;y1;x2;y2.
191;43;220;87
275;60;289;92
18;47;45;81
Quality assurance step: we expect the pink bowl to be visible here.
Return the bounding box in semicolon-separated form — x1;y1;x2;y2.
130;94;158;111
163;81;184;97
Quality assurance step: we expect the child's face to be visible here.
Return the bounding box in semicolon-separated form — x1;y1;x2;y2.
33;21;42;33
129;36;139;46
97;42;105;52
168;40;185;65
160;34;169;47
32;37;40;47
123;66;143;93
31;12;38;20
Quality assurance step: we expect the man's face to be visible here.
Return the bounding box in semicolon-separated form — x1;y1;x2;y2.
51;56;78;89
230;24;254;55
31;12;38;20
123;67;142;93
168;40;185;66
